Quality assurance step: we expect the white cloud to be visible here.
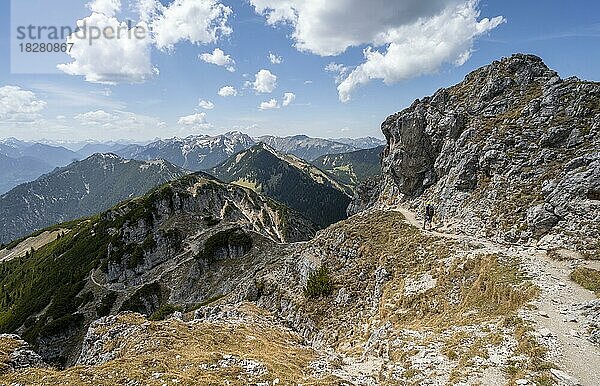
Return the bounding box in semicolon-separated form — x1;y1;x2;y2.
282;92;296;106
251;0;504;101
178;112;210;128
251;69;277;93
74;109;166;132
59;0;233;84
75;110;119;125
259;99;279;110
198;99;215;109
87;0;121;17
199;48;235;72
151;0;233;51
0;86;47;122
304;80;313;84
57;13;157;84
269;52;283;64
325;62;350;84
338;2;504;102
217;86;237;97
324;62;347;73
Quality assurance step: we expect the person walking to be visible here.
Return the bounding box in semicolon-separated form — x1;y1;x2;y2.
423;202;435;230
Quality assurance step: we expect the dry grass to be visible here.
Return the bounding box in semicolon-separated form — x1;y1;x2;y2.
0;305;342;385
570;266;600;297
298;210;542;382
0;336;23;374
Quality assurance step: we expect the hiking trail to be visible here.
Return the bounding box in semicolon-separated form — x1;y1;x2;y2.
386;204;600;386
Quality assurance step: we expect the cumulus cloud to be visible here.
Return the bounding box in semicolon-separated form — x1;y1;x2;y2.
259;99;279;110
87;0;121;16
0;86;47;122
251;0;504;101
57;13;157;84
269;52;283;64
198;99;215;109
178;112;208;126
282;92;296;106
151;0;233;51
199;48;235;72
337;2;505;102
250;69;277;93
217;86;237;97
59;0;233;84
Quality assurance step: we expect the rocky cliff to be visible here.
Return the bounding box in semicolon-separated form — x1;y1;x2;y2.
0;173;315;365
352;54;599;257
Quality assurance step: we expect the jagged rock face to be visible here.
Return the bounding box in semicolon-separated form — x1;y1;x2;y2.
361;54;599;255
0;173;316;366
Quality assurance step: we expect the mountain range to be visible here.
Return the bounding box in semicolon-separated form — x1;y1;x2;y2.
255;134;376;161
0;139;82;194
0;134;383;194
116;132;384;171
210;143;351;228
0;154;189;245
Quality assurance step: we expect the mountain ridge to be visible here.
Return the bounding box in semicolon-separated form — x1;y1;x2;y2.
210;142;351;228
0;153;190;244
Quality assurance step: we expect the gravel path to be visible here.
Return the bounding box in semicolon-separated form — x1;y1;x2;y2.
389;205;599;386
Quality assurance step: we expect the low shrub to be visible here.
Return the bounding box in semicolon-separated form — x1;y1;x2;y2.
304;266;333;298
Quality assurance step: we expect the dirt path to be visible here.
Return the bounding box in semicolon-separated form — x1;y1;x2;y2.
520;250;599;386
387;205;599;386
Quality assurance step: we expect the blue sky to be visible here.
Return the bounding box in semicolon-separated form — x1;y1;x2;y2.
0;0;599;142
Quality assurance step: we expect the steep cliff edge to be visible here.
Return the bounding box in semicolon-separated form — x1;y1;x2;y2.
352;54;599;257
0;173;315;365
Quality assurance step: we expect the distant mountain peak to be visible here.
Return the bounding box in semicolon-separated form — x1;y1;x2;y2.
0;156;189;244
211;143;352;228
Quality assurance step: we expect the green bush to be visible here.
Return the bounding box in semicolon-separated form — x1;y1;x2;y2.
304;266;333;298
149;304;183;321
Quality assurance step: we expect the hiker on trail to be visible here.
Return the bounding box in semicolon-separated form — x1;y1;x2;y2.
423;203;435;230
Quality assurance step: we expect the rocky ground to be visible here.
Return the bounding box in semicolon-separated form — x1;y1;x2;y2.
0;207;599;385
396;205;600;386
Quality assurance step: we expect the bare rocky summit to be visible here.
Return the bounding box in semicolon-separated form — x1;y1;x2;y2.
351;54;599;258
